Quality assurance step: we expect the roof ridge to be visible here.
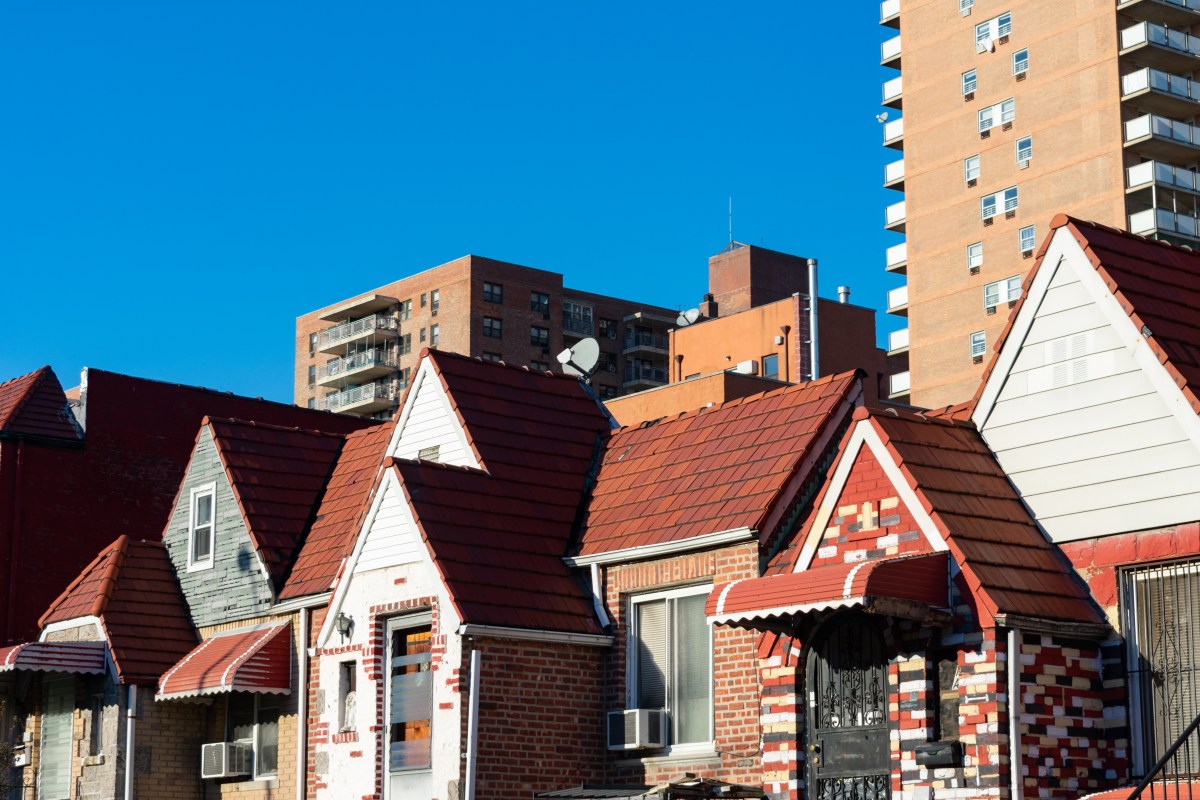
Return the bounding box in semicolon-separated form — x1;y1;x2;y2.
90;535;129;619
0;366;60;431
1055;213;1198;254
38;534;128;629
205;416;351;440
389;456;490;476
423;347;597;386
861;405;979;430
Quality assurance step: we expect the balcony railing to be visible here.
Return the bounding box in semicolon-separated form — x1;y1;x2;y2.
625;331;669;350
1123;67;1200;103
880;0;900;23
1130;206;1200;240
886;242;908;271
1128;159;1200;192
889;371;911;397
881;35;902;65
1125;113;1200;148
564;316;593;336
318;381;397;412
883;117;904;145
317;314;398;350
318;349;398;381
1119;0;1200;19
888;328;910;352
624;364;668;384
1121;20;1200;57
883;76;903;106
885;200;906;230
887;285;909;312
884;159;905;186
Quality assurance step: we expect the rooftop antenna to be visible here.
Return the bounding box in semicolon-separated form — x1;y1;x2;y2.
728;196;734;246
557;337;600;385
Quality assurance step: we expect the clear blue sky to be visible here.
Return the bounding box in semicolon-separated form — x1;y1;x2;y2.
2;1;901;402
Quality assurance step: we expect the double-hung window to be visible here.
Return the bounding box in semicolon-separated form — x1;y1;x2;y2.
1013;48;1029;75
629;585;712;748
483;282;503;303
482;317;502;339
228;693;280;778
387;616;433;778
430;324;440;346
981;186;1019;219
188;483;216;570
399;299;412;322
531;326;550;347
964;154;981;183
976;12;1012;49
530;291;550;314
962;69;977;96
1016;135;1033;164
1019;225;1036;253
978;99;1015;132
970;331;987;358
967;242;984;271
984;275;1022;309
399;333;412;356
960;0;974;14
563;301;594;335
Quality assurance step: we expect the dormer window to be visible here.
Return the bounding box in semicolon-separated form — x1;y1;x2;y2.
188;483;216;570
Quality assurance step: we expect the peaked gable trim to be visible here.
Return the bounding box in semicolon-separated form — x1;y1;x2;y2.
793;418;949;573
563;527;756;567
387;358;481;469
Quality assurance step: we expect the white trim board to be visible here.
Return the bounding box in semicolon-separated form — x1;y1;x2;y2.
563;528;755;567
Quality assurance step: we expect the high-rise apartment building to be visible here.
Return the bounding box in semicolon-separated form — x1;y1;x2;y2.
294;255;676;417
882;0;1198;407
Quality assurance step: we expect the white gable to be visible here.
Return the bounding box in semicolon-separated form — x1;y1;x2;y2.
387;359;479;468
973;227;1200;542
356;479;424;573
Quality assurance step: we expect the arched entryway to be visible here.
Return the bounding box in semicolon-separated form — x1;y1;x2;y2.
805;612;890;800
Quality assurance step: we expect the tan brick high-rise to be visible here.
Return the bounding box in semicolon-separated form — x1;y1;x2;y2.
882;0;1197;407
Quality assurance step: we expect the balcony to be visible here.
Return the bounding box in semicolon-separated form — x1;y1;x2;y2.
887;285;909;316
880;0;900;28
318;380;397;414
882;76;903;109
1124;113;1200;160
885;242;908;274
1117;0;1200;27
317;349;399;388
623;331;669;355
623;363;669;389
1127;159;1200;196
888;370;911;400
884;159;905;190
883;117;904;150
317;293;398;323
885;200;907;233
881;35;902;68
1122;67;1200;115
1129;206;1200;242
563;317;593;337
317;314;398;354
887;327;910;355
1119;22;1200;72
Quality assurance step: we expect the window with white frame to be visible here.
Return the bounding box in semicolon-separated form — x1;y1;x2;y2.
630;585;712;748
1019;225;1036;253
970;331;987;358
188;484;216;570
1013;47;1029;75
962;69;977;96
960;0;974;13
964;154;981;183
978;98;1015;132
387;617;433;774
975;11;1012;48
981;186;1019;219
1016;135;1033;164
967;242;984;270
984;275;1022;309
227;693;280;778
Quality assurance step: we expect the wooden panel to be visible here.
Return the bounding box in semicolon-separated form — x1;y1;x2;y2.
983;392;1172;451
986;366;1149;428
1035;278;1093;317
1023;465;1200;518
991;415;1189;473
1041;493;1200;542
391;375;475;467
1022;302;1111;347
357;483;422;573
1008;440;1200;495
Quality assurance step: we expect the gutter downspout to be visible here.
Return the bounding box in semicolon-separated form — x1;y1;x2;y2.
1007;626;1023;800
590;563;610;628
297;607;309;800
464;649;482;800
807;259;820;381
124;685;137;800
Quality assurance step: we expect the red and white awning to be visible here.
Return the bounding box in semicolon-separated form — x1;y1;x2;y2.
0;641;107;675
156;624;291;701
707;552;949;628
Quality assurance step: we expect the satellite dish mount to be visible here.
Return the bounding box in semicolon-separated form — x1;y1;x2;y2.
557;337;601;385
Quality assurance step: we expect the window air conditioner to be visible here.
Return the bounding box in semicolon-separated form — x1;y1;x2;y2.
732;359;758;375
607;709;666;750
201;742;253;779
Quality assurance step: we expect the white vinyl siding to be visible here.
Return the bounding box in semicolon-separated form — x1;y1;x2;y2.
390;366;478;468
39;678;73;800
357;483;423;573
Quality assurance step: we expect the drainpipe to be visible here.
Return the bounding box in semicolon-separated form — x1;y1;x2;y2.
1007;626;1023;800
296;607;309;800
464;650;482;800
807;259;820;381
124;685;137;800
589;564;610;628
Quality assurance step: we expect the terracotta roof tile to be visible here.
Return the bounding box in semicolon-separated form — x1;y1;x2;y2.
0;366;80;441
40;536;196;684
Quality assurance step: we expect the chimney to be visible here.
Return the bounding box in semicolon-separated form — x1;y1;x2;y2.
838;285;851;304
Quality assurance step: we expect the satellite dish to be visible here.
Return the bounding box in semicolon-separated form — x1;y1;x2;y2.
675;308;702;327
558;337;601;381
876;111;889;123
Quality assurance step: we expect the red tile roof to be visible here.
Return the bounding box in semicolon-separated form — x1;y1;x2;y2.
157;624;292;700
975;214;1200;415
393;459;602;635
0;366;80;441
206;418;347;591
39;536;197;684
280;419;395;600
574;372;860;557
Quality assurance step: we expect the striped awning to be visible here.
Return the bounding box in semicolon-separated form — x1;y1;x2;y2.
0;641;107;675
707;552;949;628
156;624;291;701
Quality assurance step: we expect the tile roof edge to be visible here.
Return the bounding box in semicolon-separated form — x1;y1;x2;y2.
0;367;52;430
422;347;607;387
208;426;277;578
205;417;353;441
38;534;129;629
389;456;490;477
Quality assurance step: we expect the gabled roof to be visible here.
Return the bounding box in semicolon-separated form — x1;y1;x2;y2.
280;419;396;600
393;459;601;634
0;366;80;441
40;536;196;684
205;418;347;591
573;372;860;558
975;214;1200;415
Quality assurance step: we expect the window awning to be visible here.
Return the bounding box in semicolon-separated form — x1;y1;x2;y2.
707;552;949;629
156;624;291;701
0;641;107;675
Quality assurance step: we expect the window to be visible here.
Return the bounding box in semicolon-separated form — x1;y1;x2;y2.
975;12;1012;48
981;186;1019;219
307;398;315;409
88;693;105;757
387;619;433;774
307;365;316;387
960;0;973;13
598;385;619;400
399;299;412;322
338;662;357;732
419;327;426;343
420;293;426;308
430;290;440;314
762;353;780;380
530;360;550;371
482;351;502;362
563;301;594;335
970;331;987;358
531;291;550;314
984;275;1022;309
308;333;317;356
931;654;961;741
228;693;280;778
430;324;440;346
531;326;549;347
598;318;618;340
1013;47;1029;75
483;317;502;339
188;484;216;570
1016;135;1033;164
629;585;712;747
968;242;984;271
398;367;412;390
399;333;412;355
1019;225;1036;253
483;282;503;303
962;69;977;96
964;155;980;183
978;98;1015;132
599;351;618;373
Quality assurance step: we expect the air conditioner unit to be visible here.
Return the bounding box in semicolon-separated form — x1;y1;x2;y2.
607;709;666;750
201;742;252;779
1019;159;1030;169
732;359;758;375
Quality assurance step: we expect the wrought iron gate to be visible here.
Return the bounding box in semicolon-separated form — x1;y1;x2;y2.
806;613;890;800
